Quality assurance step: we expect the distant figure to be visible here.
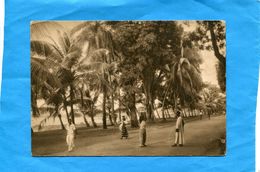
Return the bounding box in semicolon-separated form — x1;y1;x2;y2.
199;110;203;120
172;111;185;147
120;116;128;139
208;110;211;120
66;119;76;152
139;112;147;147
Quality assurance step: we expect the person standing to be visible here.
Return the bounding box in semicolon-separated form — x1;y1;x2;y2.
139;112;147;147
66;119;76;152
120;116;128;139
199;110;203;120
172;111;185;147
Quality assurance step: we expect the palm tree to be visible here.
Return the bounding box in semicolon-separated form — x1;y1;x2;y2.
70;22;119;129
164;47;203;114
31;40;70;130
31;21;96;125
200;84;225;118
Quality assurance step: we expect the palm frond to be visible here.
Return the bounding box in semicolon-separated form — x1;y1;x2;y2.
31;40;63;63
31;58;61;88
38;111;56;130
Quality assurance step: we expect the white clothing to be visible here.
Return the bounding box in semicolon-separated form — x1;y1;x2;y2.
174;116;184;145
140;121;146;130
66;124;76;151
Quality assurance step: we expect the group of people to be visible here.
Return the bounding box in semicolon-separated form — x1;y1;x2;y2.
65;110;185;152
119;111;147;147
119;110;185;148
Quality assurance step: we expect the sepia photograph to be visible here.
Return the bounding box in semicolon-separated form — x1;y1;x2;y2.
31;21;226;156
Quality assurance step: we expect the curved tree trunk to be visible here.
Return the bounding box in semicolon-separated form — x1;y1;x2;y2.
83;115;90;127
55;105;65;130
208;22;226;92
89;105;97;127
58;114;65;130
90;115;97;128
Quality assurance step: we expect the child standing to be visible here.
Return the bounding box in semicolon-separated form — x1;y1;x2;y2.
66;119;76;152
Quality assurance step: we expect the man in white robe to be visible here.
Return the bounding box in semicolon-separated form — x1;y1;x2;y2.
172;111;185;147
66;119;76;152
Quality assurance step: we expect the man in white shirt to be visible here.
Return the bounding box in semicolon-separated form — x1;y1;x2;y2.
172;111;185;147
66;119;76;152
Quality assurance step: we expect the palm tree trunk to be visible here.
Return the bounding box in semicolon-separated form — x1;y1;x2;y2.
58;114;65;130
79;89;90;127
145;97;154;121
83;115;90;127
90;107;97;128
69;84;75;124
55;105;65;130
102;86;107;129
142;69;155;121
111;93;117;125
174;93;178;112
161;84;171;120
62;93;70;123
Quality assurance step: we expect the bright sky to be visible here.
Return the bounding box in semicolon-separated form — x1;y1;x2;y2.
200;50;218;85
59;21;219;86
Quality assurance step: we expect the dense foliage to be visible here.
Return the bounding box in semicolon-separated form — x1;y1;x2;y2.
31;21;226;131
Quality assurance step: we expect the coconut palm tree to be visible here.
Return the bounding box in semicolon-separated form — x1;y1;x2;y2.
31;22;77;123
70;22;119;129
31;21;109;126
163;47;203;115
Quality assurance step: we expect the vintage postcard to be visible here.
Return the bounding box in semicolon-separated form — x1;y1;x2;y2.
31;21;226;156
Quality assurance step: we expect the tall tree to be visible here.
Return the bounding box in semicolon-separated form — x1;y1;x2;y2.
184;21;226;92
70;22;119;129
110;21;183;121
